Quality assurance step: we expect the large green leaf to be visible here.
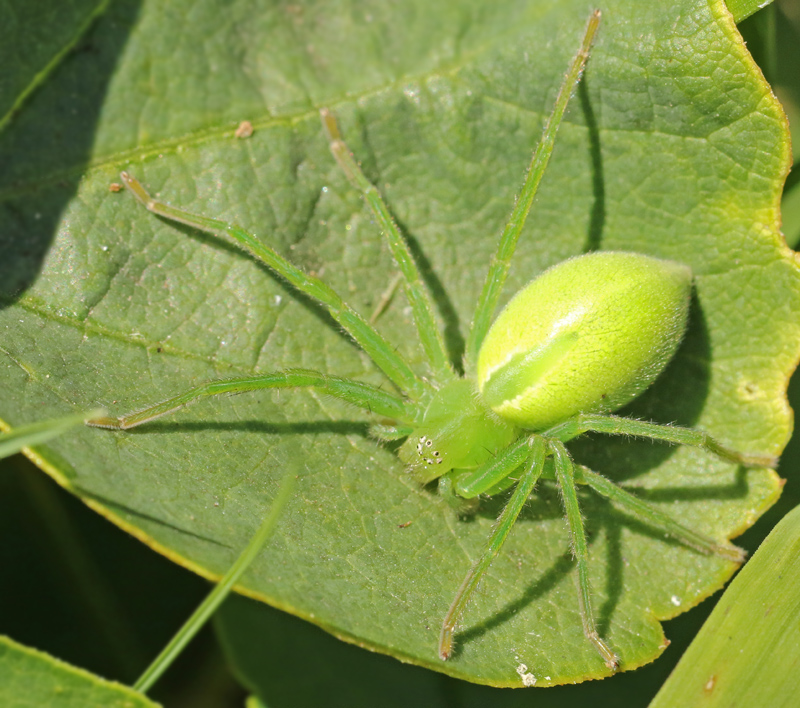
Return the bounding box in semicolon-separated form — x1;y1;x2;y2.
0;0;796;688
0;636;158;708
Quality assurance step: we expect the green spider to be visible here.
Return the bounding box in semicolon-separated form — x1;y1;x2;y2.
88;11;774;670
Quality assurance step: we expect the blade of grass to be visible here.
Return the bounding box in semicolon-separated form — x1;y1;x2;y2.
133;471;296;694
0;410;104;458
649;503;800;708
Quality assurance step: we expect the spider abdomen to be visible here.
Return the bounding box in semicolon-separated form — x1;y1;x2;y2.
477;252;692;430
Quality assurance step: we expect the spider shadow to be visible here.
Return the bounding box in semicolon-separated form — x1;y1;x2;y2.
568;291;716;480
155;221;367;358
395;218;466;374
579;77;605;254
120;417;371;438
350;107;466;371
451;465;751;657
71;487;230;549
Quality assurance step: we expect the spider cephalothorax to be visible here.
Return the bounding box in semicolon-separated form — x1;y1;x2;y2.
397;378;517;480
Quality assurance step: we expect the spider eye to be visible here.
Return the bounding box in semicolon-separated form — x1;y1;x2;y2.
476;251;692;430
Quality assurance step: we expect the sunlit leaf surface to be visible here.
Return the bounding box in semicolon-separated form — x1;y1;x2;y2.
0;0;796;687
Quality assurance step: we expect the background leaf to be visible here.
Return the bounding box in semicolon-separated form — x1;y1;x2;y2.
0;0;112;130
726;0;776;22
649;503;800;708
0;635;159;708
0;0;797;692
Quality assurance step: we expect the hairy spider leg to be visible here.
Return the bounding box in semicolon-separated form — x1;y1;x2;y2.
433;409;773;663
453;436;534;498
88;370;413;430
439;437;547;660
578;467;745;562
117;171;428;401
546;413;778;468
465;10;601;366
320;109;455;383
438;434;619;668
550;439;619;669
541;412;778;564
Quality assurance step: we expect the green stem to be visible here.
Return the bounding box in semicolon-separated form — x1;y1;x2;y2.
133;472;296;694
0;409;104;458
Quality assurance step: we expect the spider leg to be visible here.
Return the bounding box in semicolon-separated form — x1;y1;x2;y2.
86;369;413;429
439;436;546;660
465;11;601;364
577;465;745;562
453;435;535;498
369;423;414;441
550;439;619;670
119;172;427;400
547;413;777;468
320;110;454;383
